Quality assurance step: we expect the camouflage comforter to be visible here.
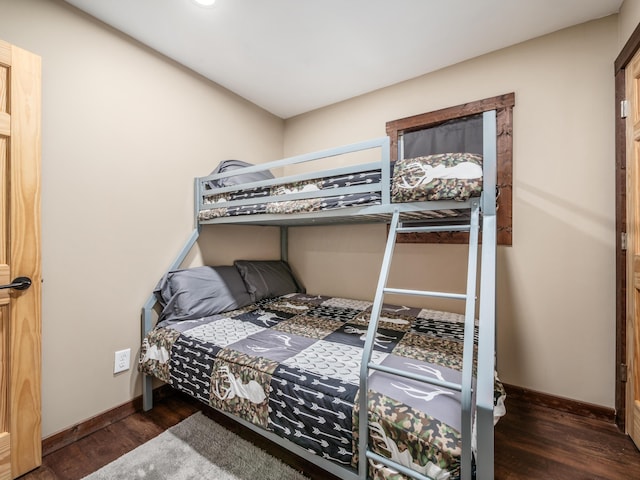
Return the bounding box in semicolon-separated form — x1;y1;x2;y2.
139;293;505;480
199;170;382;220
199;153;483;222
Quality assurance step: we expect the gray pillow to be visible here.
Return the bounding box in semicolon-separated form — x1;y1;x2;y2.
206;160;274;190
234;260;303;302
154;265;253;322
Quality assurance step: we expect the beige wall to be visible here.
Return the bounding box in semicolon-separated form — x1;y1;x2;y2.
284;16;619;407
621;0;640;48
0;0;284;437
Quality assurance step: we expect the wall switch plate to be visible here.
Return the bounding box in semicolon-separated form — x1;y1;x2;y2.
114;348;131;374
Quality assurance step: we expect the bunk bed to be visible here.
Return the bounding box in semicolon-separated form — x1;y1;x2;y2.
139;110;503;480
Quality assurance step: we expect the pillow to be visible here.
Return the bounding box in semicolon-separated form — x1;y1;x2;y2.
233;260;304;302
154;265;253;322
206;160;275;190
391;152;483;202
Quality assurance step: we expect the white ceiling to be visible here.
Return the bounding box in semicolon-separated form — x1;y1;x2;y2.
64;0;622;119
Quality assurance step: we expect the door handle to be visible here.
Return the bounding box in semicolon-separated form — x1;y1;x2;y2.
0;276;32;291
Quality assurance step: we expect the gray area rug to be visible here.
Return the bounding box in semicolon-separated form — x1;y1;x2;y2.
82;412;310;480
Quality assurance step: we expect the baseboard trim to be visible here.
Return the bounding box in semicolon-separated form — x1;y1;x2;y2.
42;383;616;457
503;383;616;423
41;385;174;457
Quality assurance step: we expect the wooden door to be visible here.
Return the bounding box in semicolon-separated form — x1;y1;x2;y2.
0;39;42;479
627;48;640;450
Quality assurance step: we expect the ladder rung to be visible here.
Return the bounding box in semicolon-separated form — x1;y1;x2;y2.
368;362;463;392
365;451;436;480
383;287;466;300
397;224;471;234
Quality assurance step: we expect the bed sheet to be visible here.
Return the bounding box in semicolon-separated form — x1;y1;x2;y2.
139;293;505;480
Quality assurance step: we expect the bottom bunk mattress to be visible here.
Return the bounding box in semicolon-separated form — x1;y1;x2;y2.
139;293;505;480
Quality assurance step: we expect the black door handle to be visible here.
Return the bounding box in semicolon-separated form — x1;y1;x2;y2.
0;276;32;291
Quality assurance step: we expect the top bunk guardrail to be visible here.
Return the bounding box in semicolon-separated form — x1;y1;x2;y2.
196;119;492;228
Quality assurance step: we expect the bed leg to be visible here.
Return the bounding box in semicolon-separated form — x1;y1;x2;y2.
142;373;153;411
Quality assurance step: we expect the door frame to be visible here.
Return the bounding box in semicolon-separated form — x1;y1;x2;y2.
615;22;640;432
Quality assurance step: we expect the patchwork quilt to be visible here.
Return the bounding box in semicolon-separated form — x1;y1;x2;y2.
139;293;505;480
390;153;483;203
199;170;382;220
198;158;483;222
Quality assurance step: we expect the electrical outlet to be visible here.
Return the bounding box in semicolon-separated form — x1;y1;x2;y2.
114;348;131;374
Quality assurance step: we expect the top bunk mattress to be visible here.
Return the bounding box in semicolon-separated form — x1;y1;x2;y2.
198;151;484;224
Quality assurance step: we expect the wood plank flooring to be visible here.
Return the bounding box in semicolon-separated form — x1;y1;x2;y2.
17;391;640;480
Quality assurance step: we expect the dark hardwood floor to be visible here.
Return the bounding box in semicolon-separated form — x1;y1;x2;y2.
18;392;640;480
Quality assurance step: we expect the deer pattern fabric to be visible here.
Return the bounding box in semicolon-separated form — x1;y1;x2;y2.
391;153;483;203
139;293;505;480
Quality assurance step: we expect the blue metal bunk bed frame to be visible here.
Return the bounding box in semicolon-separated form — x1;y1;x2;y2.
141;110;498;480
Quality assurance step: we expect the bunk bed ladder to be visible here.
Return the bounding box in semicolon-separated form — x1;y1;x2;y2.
358;199;481;480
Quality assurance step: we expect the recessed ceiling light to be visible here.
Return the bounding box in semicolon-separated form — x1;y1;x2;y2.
192;0;216;6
